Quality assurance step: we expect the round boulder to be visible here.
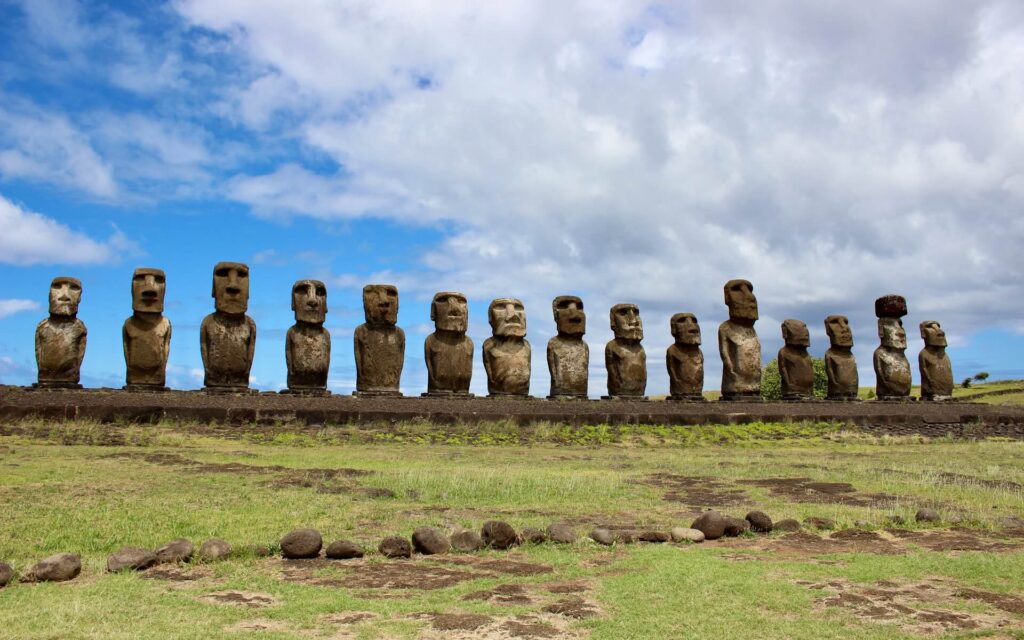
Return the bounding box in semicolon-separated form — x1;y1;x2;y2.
0;562;14;588
280;528;322;559
915;508;940;524
589;528;614;546
745;510;773;533
107;546;158;572
774;518;801;532
24;553;81;583
379;536;412;559
154;538;194;564
519;527;547;544
325;540;364;560
481;520;518;550
691;511;727;540
547;522;576;544
451;530;484;553
671;527;705;543
412;527;451;555
723;517;750;537
198;538;232;561
639;530;670;543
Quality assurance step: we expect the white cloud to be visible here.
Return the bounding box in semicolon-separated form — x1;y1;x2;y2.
0;299;40;319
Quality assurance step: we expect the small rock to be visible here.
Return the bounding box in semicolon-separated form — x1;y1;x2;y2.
547;522;576;544
886;515;906;526
947;514;965;526
107;546;158;572
0;562;14;587
378;536;412;559
854;519;872;529
280;528;322;559
639;530;670;543
671;527;705;543
614;530;638;544
325;540;364;559
774;519;801;532
999;515;1024;529
481;520;518;550
519;527;547;544
803;517;836;530
915;508;940;524
745;510;773;533
23;553;81;583
589;528;614;546
198;538;232;561
724;517;750;537
451;530;484;552
691;511;727;540
412;527;451;555
154;538;194;564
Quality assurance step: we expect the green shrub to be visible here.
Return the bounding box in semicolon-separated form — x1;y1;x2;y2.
761;357;827;400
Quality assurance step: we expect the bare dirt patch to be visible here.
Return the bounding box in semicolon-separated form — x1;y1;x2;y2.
934;472;1022;492
415;613;494;631
542;596;601;619
141;565;213;581
320;612;379;625
639;473;748;508
464;583;533;605
200;590;279;608
281;558;489;590
739;477;898;507
544;582;589;594
433;555;554;577
225;618;289;632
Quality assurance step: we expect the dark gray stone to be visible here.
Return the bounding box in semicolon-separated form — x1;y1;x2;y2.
107;546;158;572
280;529;322;559
547;522;576;544
0;562;14;588
451;530;484;553
915;508;940;524
589;528;614;545
999;515;1024;529
412;526;451;555
198;538;232;561
745;510;773;533
24;553;81;583
638;530;670;543
378;536;412;558
774;519;801;532
325;540;364;559
690;511;727;540
481;520;518;550
723;517;750;537
155;538;194;564
519;527;547;544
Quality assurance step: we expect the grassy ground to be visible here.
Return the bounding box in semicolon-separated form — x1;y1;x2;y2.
687;379;1024;404
1;419;1023;639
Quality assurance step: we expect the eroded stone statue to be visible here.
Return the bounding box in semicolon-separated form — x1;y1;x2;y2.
873;294;911;401
354;284;404;396
605;304;646;399
824;315;858;400
200;262;255;392
547;296;588;399
122;268;171;390
483;298;531;397
666;313;704;401
719;279;761;401
285;279;330;394
35;277;86;388
919;320;953;401
424;292;473;396
779;319;813;400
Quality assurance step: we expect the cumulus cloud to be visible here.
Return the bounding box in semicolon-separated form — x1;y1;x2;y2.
0;299;39;319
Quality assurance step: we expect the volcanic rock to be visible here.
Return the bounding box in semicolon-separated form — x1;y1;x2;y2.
915;508;940;524
155;538;194;564
412;527;451;555
691;511;727;540
547;522;576;544
198;538;232;561
671;527;705;543
23;553;81;583
589;528;614;546
107;546;158;572
451;530;484;552
379;536;412;558
481;520;518;550
745;510;773;533
280;529;322;559
325;540;364;560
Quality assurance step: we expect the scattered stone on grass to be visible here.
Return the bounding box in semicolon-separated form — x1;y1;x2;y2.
481;520;518;550
200;590;279;608
23;553;81;583
724;517;750;537
451;530;484;553
746;510;773;533
326;540;364;559
671;527;705;543
638;530;670;543
198;538;231;561
916;508;940;524
589;528;614;546
379;536;412;558
519;527;547;544
107;546;158;572
774;518;801;532
999;515;1024;529
547;522;576;544
887;515;906;526
613;530;637;544
412;527;451;555
691;511;727;540
155;538;194;564
0;562;14;587
280;528;322;559
803;517;837;530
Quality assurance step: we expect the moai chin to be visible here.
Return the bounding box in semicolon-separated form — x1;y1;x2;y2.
284;279;331;394
604;303;646;399
200;262;256;392
824;315;859;400
919;320;953;401
547;295;588;399
666;312;704;401
483;298;531;397
778;319;814;401
122;268;171;391
35;276;87;388
423;292;473;396
718;279;762;401
873;294;911;401
354;284;405;396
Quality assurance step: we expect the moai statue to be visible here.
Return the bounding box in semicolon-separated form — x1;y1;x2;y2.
778;319;814;400
604;303;646;399
719;279;762;401
483;298;531;397
284;279;330;394
547;296;588;399
354;284;404;396
666;313;704;401
919;320;953;401
873;294;911;401
200;262;255;392
35;277;86;388
824;315;858;400
122;268;171;391
423;292;473;396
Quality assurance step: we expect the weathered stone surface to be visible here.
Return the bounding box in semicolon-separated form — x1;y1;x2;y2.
481;520;518;550
198;538;232;561
774;518;801;532
424;292;474;396
824;315;858;400
919;321;953;401
723;517;750;537
354;284;405;396
745;510;774;533
519;527;547;544
280;529;322;559
325;540;364;559
999;515;1024;529
24;553;81;582
639;530;670;543
483;299;531;397
915;508;940;523
719;279;761;400
107;546;158;572
412;526;451;555
874;295;911;400
450;530;484;552
155;538;194;564
666;313;704;401
123;268;171;389
589;528;614;545
286;280;330;392
875;295;908;319
803;517;836;530
378;536;412;558
887;515;906;526
547;296;588;398
35;277;86;388
0;562;13;587
671;527;705;543
691;511;728;540
201;262;255;390
546;522;576;544
614;530;638;544
779;319;814;400
605;304;646;398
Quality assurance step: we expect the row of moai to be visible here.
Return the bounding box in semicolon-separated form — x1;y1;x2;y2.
34;264;954;401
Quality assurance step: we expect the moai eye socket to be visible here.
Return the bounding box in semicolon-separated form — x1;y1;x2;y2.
69;282;81;292
154;275;165;285
293;284;305;295
237;269;248;279
316;286;326;297
216;268;230;278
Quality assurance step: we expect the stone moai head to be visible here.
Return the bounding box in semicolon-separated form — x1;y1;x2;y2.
724;279;758;323
825;315;853;348
782;319;810;348
48;276;82;317
489;298;526;338
875;294;907;350
920;320;947;347
291;279;327;324
131;268;166;314
552;296;585;337
363;284;399;327
670;312;701;345
431;291;468;333
610;303;643;341
212;262;250;315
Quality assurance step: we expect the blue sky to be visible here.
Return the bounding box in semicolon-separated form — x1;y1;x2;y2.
1;0;1022;395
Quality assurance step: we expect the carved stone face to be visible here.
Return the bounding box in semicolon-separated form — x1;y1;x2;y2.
292;279;327;324
132;268;166;313
724;279;758;322
920;320;947;347
782;319;810;347
48;276;82;316
610;303;643;341
825;315;853;348
212;262;249;314
553;296;585;337
671;312;701;345
431;291;468;333
363;284;399;326
489;298;526;338
878;317;907;349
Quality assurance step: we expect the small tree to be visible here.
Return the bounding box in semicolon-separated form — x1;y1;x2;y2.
761;357;828;400
961;377;973;389
973;372;990;382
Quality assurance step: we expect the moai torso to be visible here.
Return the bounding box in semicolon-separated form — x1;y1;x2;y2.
825;348;858;398
874;347;911;398
354;324;405;392
719;321;761;396
425;332;474;394
548;336;588;398
123;315;171;387
667;344;703;398
36;317;87;385
484;337;532;396
606;339;646;397
201;312;256;387
779;346;813;398
919;348;953;399
287;324;331;389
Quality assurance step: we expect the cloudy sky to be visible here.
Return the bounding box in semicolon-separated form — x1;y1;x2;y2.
1;0;1022;395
